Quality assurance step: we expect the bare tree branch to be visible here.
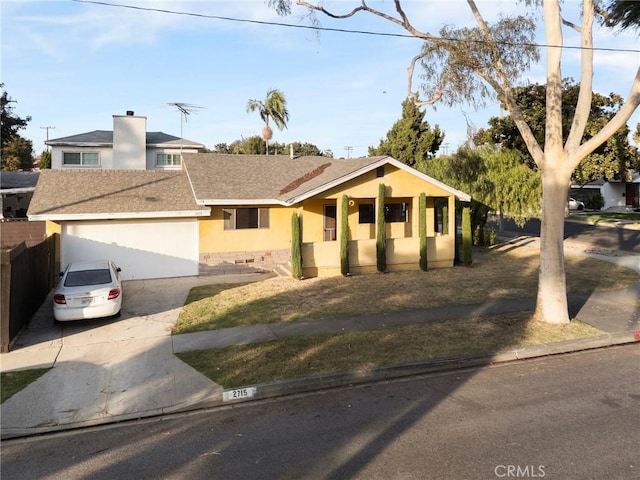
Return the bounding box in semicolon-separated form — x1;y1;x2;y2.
565;0;594;156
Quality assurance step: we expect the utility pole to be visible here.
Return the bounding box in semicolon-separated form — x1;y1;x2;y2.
344;146;353;159
40;125;55;149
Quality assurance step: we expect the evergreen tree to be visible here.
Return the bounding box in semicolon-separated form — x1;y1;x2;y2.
2;135;33;171
419;192;428;271
369;98;444;168
340;195;350;275
376;183;387;272
291;212;303;279
38;150;52;169
1;84;33;171
462;206;473;266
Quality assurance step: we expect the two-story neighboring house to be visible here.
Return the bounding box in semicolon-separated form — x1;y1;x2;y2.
46;111;204;170
30;111;211;280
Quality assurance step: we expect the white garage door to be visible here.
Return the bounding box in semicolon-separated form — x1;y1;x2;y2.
61;219;200;280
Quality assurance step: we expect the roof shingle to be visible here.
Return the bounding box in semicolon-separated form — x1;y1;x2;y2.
28;170;209;219
183;153;388;204
46;130;203;148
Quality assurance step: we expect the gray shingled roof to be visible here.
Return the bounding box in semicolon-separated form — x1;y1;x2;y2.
28;170;209;219
46;130;203;148
183;153;389;205
1;171;40;190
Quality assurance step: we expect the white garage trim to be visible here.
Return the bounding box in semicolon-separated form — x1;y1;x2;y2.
61;219;199;280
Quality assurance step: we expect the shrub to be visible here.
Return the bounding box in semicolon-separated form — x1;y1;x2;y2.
585;192;604;211
291;212;303;279
376;183;386;272
340;195;350;275
419;192;427;271
473;226;498;246
462;206;472;266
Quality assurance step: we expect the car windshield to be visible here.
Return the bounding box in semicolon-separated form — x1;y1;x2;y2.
64;268;112;287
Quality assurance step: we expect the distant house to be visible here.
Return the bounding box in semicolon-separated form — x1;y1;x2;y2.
602;171;640;209
46;111;205;170
571;170;640;210
1;171;40;219
1;171;45;248
29;153;471;280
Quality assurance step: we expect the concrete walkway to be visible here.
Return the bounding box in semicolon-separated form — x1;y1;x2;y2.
1;238;639;439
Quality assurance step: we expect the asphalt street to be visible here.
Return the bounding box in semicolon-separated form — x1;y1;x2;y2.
497;218;640;253
2;344;639;480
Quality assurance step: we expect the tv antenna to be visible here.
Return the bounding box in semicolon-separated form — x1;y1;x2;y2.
168;102;204;152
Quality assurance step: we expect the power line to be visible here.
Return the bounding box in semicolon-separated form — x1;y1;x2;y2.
72;0;640;54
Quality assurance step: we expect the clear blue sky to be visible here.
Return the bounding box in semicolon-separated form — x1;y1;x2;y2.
3;1;639;159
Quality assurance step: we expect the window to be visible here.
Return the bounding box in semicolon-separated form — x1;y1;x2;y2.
434;197;449;234
384;203;408;223
358;204;375;224
63;152;99;166
323;205;337;241
65;269;112;287
156;153;181;166
223;208;269;230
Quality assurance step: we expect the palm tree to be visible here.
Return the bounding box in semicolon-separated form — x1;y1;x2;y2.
246;88;289;155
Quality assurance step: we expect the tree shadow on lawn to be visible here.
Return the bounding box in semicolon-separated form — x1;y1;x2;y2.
174;242;634;334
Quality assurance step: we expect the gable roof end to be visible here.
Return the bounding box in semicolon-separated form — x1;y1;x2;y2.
182;153;471;206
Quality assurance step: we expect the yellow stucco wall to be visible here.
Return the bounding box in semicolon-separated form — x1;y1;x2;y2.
46;220;61;236
199;205;294;253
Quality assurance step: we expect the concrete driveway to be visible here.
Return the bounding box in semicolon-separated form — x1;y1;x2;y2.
0;273;272;438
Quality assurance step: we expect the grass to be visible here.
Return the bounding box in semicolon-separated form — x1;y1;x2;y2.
570;212;640;224
173;246;639;334
176;313;602;388
1;368;50;403
174;245;638;388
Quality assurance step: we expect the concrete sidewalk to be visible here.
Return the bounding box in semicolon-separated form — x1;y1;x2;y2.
1;238;639;440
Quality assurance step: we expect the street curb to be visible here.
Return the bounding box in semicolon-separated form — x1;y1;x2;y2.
565;217;640;231
3;331;638;441
193;330;640;409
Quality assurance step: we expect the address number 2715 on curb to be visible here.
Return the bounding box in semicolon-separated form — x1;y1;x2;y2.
223;387;257;402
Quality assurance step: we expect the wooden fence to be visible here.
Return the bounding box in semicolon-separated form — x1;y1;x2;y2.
1;234;59;353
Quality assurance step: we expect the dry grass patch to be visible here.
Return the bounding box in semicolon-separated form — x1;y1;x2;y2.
176;313;601;388
174;247;638;334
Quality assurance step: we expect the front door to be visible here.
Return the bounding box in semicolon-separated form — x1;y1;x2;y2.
626;183;639;207
323;205;337;241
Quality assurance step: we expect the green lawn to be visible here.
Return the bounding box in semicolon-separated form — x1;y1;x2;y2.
569;212;640;224
1;368;50;403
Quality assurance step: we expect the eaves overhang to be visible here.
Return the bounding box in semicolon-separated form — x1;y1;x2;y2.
197;198;288;206
28;209;211;222
46;142;112;148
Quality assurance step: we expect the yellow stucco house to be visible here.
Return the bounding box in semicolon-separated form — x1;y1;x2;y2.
29;153;470;280
184;154;471;278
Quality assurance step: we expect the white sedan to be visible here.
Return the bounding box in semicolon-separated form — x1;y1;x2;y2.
53;260;123;322
568;197;585;210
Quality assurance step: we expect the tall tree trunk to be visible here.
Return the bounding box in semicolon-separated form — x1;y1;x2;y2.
533;165;573;324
